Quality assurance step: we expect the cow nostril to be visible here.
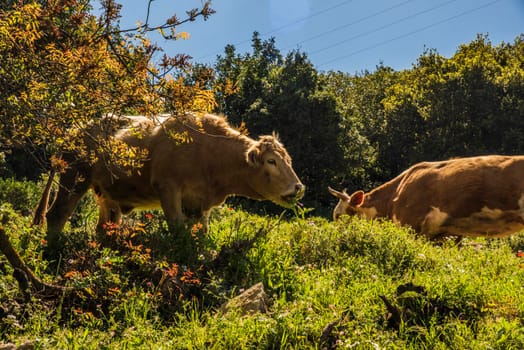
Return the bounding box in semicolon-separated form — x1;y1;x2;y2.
295;183;304;193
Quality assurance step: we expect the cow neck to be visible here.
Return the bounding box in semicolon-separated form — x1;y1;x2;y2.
211;136;265;200
362;177;402;219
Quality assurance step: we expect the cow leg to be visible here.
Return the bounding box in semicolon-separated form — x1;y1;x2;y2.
201;209;211;233
157;184;187;226
94;196;123;245
95;196;122;233
173;189;187;222
46;167;91;246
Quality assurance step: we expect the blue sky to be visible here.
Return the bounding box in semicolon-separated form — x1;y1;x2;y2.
94;0;524;73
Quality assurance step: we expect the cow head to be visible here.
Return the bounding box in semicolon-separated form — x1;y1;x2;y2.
246;135;305;207
328;187;365;220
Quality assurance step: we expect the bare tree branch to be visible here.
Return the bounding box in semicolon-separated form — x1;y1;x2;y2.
0;226;70;298
107;1;215;38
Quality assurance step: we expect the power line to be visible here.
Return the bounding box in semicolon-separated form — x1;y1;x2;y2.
308;0;459;56
282;0;416;51
261;0;355;38
194;0;354;62
316;0;504;69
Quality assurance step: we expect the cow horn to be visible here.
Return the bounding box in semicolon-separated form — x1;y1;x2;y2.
328;186;351;201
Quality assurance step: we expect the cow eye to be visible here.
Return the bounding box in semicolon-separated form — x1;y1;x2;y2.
267;159;277;165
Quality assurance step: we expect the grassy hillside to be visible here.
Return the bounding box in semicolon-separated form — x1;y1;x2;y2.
1;179;524;349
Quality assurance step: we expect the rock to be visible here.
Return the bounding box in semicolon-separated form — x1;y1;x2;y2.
220;282;269;316
0;341;33;350
0;344;16;350
18;342;34;350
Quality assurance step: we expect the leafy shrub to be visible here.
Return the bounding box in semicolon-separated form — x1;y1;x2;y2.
0;177;40;215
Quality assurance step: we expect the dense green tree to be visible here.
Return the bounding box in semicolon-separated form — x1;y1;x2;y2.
214;32;283;122
322;66;399;187
262;51;345;210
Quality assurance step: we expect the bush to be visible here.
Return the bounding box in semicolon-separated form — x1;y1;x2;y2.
0;177;41;215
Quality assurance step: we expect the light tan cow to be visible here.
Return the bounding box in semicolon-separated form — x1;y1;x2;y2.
46;113;305;237
329;155;524;240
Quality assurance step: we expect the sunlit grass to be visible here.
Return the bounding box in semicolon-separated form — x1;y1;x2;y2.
1;198;524;348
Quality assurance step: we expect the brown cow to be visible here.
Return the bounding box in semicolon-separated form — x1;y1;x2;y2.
46;113;305;239
328;155;524;240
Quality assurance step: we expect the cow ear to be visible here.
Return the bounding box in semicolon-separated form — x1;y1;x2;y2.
349;190;365;206
246;147;262;167
328;187;350;201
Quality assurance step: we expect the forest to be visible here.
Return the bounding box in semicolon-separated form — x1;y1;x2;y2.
1;1;524;348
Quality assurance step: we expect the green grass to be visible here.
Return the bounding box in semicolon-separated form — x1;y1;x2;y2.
1;191;524;349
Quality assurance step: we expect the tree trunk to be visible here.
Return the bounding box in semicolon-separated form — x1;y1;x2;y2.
32;169;56;227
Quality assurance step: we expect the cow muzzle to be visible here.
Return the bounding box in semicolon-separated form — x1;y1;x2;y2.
281;183;305;204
